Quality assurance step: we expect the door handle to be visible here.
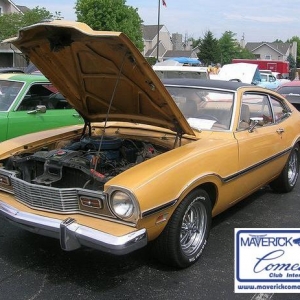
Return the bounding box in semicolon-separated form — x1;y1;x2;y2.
276;128;284;134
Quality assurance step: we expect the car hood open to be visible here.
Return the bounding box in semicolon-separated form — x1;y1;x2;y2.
7;20;194;136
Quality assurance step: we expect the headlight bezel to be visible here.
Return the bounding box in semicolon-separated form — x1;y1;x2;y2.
108;187;140;223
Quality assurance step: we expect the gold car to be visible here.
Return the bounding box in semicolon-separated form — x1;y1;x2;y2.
0;21;300;269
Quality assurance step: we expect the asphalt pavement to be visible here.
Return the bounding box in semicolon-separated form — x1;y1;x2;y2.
0;183;299;300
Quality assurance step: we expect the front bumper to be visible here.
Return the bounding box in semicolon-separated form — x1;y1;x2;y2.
0;201;147;255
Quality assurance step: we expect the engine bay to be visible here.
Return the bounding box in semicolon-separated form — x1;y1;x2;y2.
4;135;168;191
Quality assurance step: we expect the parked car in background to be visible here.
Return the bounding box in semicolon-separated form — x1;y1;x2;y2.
0;21;300;269
0;67;24;74
210;63;261;84
276;80;300;110
153;64;209;80
0;73;83;141
260;70;290;85
257;72;281;90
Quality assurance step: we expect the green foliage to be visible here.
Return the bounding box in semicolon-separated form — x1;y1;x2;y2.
0;13;22;41
196;30;255;66
0;7;52;41
75;0;144;51
287;53;296;69
217;31;240;65
196;31;219;66
287;36;300;67
234;46;255;59
146;57;157;66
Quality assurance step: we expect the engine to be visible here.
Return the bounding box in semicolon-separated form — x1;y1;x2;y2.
5;136;164;191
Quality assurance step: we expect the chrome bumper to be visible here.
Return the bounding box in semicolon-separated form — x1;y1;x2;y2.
0;201;147;255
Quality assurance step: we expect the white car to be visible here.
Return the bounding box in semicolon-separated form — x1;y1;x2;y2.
260;70;290;85
153;65;209;80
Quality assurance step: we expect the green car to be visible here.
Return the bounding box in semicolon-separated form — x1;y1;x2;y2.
0;73;83;141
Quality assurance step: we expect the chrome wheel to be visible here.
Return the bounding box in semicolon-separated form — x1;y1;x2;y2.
270;144;299;193
180;197;207;256
152;189;211;268
288;150;298;186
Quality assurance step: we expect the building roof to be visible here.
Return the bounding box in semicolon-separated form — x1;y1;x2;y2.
5;0;28;14
16;5;30;13
164;50;195;58
245;42;291;55
142;25;163;41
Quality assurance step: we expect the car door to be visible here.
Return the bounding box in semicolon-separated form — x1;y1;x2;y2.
0;111;9;141
267;75;280;89
233;92;290;196
6;83;83;140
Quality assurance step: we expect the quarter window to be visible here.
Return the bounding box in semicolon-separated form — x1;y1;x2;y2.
270;96;291;122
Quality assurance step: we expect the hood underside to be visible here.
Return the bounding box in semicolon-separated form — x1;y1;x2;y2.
7;20;194;135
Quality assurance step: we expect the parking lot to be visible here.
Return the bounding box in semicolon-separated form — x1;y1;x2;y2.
0;183;300;300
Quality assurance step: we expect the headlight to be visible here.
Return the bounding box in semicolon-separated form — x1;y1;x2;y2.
109;189;139;222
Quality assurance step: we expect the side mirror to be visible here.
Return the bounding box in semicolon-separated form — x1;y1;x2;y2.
27;105;47;114
248;117;264;132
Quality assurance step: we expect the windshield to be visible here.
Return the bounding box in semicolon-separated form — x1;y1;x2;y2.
0;80;24;111
166;86;234;130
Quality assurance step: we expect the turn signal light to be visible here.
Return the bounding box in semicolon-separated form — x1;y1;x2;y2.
80;196;102;209
0;175;10;186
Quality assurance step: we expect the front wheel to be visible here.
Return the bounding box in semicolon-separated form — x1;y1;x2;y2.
152;189;212;268
270;144;299;193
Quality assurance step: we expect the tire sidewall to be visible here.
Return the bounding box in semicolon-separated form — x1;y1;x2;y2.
175;189;212;267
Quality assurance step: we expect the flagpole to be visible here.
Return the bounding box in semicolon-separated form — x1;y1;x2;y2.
156;0;160;62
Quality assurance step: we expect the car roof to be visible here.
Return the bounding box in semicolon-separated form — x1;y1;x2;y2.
162;78;253;91
0;67;24;73
278;80;300;87
153;65;208;72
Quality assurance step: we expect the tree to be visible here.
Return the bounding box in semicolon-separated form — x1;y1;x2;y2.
287;36;300;68
217;31;240;65
196;30;219;66
287;53;296;69
0;7;52;41
75;0;144;51
234;45;255;59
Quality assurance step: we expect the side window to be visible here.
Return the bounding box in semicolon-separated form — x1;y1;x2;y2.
17;84;70;111
238;93;273;130
270;96;291;122
260;74;267;82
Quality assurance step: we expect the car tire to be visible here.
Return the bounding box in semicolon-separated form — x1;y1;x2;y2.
152;189;212;268
270;144;299;193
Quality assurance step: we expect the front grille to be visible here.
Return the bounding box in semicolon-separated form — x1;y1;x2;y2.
12;177;80;212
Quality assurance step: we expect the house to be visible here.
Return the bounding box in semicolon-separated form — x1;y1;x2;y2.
0;0;29;14
142;24;198;62
0;0;29;69
245;41;297;62
142;24;173;61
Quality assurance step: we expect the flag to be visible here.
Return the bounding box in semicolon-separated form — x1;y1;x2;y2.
162;0;167;7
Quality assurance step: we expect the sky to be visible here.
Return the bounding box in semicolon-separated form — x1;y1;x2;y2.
14;0;300;42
